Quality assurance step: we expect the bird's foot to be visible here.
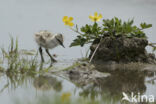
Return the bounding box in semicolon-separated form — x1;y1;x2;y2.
41;59;45;63
52;59;57;63
49;60;57;67
49;59;57;66
39;62;44;70
51;58;57;63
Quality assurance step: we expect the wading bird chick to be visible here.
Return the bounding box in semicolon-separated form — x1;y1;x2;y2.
35;30;65;64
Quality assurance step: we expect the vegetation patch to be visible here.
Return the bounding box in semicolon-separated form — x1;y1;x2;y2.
63;12;156;63
0;37;50;75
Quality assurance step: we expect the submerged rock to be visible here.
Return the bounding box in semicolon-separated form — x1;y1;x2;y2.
90;36;156;64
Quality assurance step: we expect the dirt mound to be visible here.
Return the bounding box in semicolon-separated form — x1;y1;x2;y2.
90;36;156;64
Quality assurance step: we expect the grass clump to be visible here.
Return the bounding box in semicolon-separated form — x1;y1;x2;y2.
1;37;38;74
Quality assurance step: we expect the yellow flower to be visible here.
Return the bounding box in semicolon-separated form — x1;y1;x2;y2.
62;16;74;27
61;92;71;103
89;12;102;22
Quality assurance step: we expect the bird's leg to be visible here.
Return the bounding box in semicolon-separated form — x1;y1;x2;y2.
39;62;43;70
39;47;44;63
45;49;57;63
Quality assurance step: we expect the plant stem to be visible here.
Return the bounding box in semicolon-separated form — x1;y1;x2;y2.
146;77;156;83
70;27;83;35
89;38;102;63
148;43;156;48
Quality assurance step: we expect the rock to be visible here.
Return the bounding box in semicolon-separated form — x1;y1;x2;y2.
89;36;156;64
66;63;110;86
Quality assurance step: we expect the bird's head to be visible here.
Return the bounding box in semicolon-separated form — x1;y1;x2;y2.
55;33;65;48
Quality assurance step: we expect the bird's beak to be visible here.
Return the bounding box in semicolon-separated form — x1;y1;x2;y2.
61;44;65;48
56;38;65;48
59;40;65;48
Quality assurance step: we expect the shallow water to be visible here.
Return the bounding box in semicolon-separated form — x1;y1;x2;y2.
0;0;156;104
0;68;156;104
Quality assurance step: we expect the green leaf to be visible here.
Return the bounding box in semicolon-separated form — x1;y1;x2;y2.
70;36;87;47
92;22;98;33
128;19;134;26
70;17;152;47
140;22;152;29
126;33;132;38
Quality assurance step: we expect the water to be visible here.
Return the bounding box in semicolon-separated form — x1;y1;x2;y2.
0;0;156;103
0;68;156;104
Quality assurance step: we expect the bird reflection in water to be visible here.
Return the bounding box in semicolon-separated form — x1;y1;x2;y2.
33;75;62;92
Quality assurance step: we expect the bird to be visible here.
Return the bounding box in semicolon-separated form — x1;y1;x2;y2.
34;30;65;64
